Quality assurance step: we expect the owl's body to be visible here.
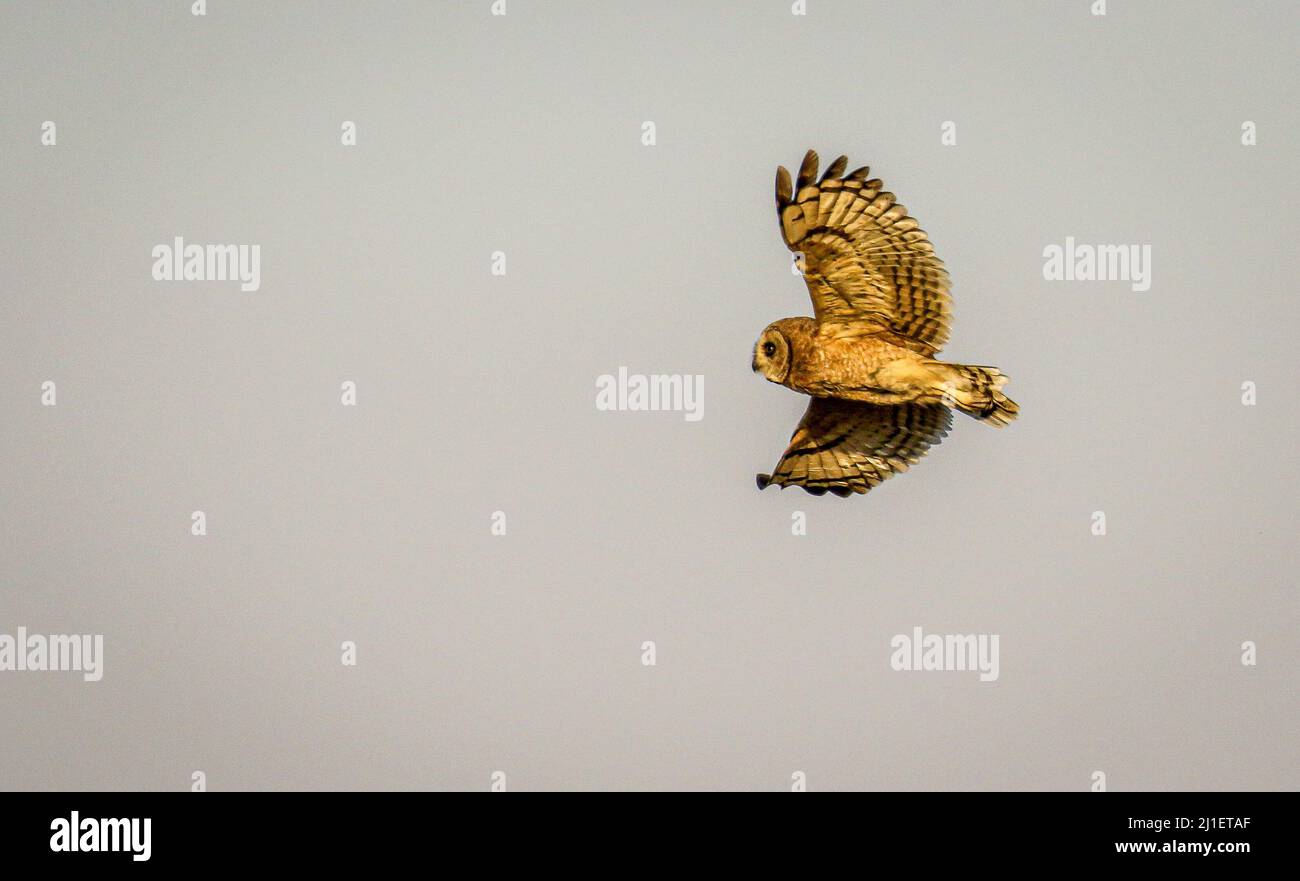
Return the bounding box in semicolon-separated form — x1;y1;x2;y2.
764;317;933;404
761;316;1016;418
753;151;1018;497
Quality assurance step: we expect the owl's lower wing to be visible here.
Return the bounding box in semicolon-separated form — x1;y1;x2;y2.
757;399;952;497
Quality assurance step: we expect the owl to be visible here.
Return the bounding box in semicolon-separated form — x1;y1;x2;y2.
753;150;1018;497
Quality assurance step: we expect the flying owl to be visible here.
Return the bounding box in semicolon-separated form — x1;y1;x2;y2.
753;150;1018;497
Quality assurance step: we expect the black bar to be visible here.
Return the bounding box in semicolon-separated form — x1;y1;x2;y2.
0;792;1288;866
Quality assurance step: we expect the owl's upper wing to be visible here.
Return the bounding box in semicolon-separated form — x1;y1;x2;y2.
757;398;952;496
775;150;953;355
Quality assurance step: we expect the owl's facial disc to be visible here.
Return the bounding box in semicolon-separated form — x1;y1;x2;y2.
752;328;792;384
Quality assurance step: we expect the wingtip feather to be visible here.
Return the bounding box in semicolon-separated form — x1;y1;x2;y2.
796;150;819;188
775;166;792;206
822;155;848;181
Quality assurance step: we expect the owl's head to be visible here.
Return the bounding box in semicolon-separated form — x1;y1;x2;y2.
752;324;793;384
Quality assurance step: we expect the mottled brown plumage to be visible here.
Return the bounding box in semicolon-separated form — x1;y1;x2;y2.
754;150;1018;497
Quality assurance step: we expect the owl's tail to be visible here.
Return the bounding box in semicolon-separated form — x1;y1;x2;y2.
932;363;1019;426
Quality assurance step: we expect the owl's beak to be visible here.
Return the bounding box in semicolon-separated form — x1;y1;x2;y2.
751;356;759;373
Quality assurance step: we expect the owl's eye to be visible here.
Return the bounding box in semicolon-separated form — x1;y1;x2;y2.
762;342;777;357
